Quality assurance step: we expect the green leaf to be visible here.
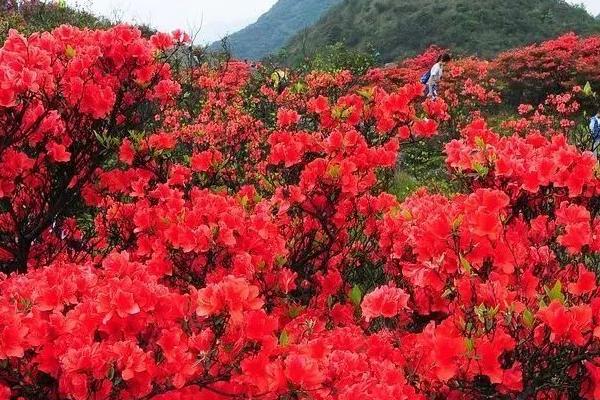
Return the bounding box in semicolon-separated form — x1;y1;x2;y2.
348;285;362;307
522;309;535;328
545;280;565;303
474;303;486;323
65;45;76;59
452;214;464;230
332;106;343;119
474;136;486;150
356;86;375;100
94;130;111;149
464;321;473;332
472;162;489;177
460;255;472;274
583;81;594;97
327;164;341;179
279;330;290;346
107;365;115;380
275;255;286;267
464;337;475;353
287;305;303;319
488;305;499;318
291;81;307;94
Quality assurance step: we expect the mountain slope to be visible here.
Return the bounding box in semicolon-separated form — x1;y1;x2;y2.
211;0;342;60
283;0;600;63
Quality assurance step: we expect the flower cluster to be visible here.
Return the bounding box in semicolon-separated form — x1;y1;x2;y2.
0;24;184;273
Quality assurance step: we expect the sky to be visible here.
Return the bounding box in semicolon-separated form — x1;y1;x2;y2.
67;0;278;44
575;0;600;16
68;0;600;45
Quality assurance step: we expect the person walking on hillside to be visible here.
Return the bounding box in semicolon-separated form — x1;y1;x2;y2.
421;53;451;99
590;111;600;156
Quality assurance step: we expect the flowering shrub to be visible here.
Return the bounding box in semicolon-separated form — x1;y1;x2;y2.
380;46;500;123
2;25;600;400
494;33;600;104
0;25;184;272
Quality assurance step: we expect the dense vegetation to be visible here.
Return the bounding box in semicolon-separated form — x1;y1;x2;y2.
283;0;600;63
0;1;110;43
209;0;341;60
6;3;600;399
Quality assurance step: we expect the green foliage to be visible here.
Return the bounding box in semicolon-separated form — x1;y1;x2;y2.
209;0;342;60
294;42;377;75
545;280;565;304
389;137;458;200
388;172;423;200
278;330;290;346
0;2;112;43
283;0;600;63
348;285;363;307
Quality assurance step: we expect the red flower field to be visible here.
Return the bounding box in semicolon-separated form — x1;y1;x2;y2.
1;24;600;399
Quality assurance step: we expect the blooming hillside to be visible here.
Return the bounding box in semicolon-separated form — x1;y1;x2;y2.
1;24;600;400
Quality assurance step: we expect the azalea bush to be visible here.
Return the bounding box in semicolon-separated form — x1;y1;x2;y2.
0;25;185;273
494;33;600;105
2;25;600;400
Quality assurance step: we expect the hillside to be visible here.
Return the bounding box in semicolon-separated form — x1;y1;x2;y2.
210;0;342;60
0;1;111;43
282;0;600;63
5;21;600;399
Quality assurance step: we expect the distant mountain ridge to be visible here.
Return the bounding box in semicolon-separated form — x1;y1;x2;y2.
282;0;600;63
209;0;342;60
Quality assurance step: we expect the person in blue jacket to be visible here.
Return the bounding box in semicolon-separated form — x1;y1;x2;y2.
421;53;451;99
590;111;600;156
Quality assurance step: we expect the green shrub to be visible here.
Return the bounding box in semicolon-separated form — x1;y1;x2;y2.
296;42;377;75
